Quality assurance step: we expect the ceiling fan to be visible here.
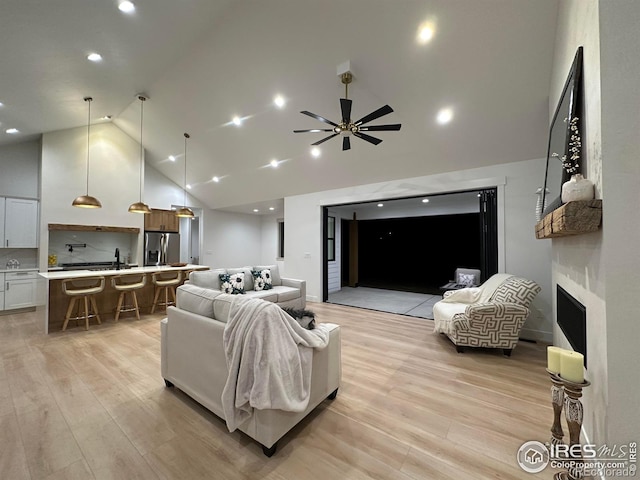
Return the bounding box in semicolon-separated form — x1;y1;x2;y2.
294;72;401;151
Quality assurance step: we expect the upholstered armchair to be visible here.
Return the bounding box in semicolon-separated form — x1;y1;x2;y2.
433;274;541;356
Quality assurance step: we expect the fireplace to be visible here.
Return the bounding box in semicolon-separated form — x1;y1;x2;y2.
557;285;587;367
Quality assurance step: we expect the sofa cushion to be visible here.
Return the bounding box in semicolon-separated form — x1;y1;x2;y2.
489;276;541;308
253;265;281;286
190;269;227;290
272;285;300;303
220;272;245;294
246;290;278;303
176;284;222;318
252;268;273;291
458;273;476;286
228;267;254;291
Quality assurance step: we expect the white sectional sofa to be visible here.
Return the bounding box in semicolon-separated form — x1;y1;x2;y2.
188;264;306;309
160;291;341;456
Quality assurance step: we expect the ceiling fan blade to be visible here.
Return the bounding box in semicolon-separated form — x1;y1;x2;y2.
311;133;339;146
353;131;383;145
340;98;352;124
343;136;351;151
300;111;338;127
358;124;402;132
354;105;394;126
293;128;335;133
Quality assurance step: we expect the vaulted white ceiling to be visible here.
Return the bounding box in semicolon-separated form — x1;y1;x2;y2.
0;0;559;212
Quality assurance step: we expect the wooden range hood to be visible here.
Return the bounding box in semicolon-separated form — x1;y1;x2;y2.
48;223;140;234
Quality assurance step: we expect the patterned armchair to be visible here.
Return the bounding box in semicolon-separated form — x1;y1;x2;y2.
433;274;541;356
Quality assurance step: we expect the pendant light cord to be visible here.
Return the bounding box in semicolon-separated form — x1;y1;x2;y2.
183;133;190;208
85;97;92;195
139;96;145;201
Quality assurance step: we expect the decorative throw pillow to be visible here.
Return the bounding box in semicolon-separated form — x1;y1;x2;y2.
458;273;476;286
252;269;273;291
219;272;245;294
282;307;316;330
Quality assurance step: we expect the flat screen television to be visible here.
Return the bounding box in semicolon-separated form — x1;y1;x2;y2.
541;47;584;217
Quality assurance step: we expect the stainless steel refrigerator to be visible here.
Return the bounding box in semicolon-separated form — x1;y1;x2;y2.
144;232;181;266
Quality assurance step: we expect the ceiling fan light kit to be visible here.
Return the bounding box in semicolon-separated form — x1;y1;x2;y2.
294;64;401;151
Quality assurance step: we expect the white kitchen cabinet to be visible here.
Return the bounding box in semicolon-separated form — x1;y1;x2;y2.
3;197;39;248
4;271;37;310
0;197;5;248
0;273;4;310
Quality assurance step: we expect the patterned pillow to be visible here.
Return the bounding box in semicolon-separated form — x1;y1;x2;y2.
252;269;273;291
458;273;476;286
219;272;245;294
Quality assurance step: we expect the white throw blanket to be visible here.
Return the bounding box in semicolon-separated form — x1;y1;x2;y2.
221;296;330;432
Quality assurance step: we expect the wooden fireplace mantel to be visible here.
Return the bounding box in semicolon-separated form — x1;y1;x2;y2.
535;199;602;239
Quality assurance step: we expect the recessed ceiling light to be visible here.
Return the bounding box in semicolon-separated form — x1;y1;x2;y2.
118;1;135;13
269;207;275;211
377;203;384;207
101;115;112;121
87;53;103;62
311;147;321;158
232;116;242;126
169;155;176;161
270;159;279;168
274;95;285;108
5;128;19;134
253;209;259;213
422;198;430;203
436;108;454;125
212;176;220;183
186;184;192;190
0;102;4;107
417;23;435;44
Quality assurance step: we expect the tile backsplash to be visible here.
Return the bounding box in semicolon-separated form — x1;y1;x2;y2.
1;248;38;269
49;231;138;266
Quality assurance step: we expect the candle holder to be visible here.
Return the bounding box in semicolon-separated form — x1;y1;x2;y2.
546;368;565;446
554;376;591;480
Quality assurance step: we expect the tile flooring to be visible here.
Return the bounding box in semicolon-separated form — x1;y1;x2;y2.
327;287;441;319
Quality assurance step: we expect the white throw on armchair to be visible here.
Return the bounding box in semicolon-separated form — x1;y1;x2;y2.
433;273;541;356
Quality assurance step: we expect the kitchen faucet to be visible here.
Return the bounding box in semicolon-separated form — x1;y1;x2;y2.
115;248;121;270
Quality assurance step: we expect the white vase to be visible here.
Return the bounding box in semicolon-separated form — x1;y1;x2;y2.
561;174;594;203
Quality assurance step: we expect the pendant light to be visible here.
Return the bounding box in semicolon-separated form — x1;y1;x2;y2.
128;95;152;214
72;97;102;208
175;132;195;218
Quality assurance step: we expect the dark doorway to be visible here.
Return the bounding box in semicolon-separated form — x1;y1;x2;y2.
358;213;481;294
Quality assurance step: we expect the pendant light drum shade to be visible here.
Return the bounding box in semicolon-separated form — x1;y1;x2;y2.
129;95;152;214
175;132;194;218
73;97;102;208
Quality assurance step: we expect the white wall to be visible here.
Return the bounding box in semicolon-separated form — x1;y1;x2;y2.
551;0;640;449
0;140;40;199
327;209;342;294
284;158;553;340
39;123;143;268
200;209;262;268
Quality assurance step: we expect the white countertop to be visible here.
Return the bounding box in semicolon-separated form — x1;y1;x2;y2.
0;267;39;274
38;264;208;280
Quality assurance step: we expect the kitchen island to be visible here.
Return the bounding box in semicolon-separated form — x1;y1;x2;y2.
38;264;208;333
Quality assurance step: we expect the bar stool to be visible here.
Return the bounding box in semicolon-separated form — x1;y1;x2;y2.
150;271;182;313
61;276;105;331
111;274;147;322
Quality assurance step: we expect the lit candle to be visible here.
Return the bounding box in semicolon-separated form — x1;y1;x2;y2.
560;350;584;383
547;346;564;374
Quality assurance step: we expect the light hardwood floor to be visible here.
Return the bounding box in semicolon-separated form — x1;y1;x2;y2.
1;303;561;479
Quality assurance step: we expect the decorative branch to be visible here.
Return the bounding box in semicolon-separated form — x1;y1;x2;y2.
551;116;581;175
